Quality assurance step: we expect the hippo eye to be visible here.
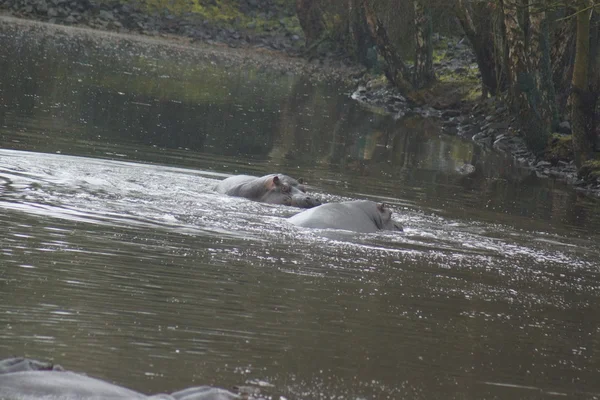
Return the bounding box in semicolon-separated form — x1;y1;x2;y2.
281;184;291;193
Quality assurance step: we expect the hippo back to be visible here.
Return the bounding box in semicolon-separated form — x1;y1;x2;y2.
288;200;401;233
215;174;320;208
0;371;148;399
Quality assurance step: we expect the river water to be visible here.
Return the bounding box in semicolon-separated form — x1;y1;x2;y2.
1;18;600;400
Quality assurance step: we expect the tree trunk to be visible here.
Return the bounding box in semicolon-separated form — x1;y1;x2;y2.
296;0;326;47
502;0;551;153
551;12;576;112
361;0;412;92
570;0;595;167
526;0;555;137
348;0;375;67
413;0;434;88
454;0;506;97
589;9;599;151
503;0;528;103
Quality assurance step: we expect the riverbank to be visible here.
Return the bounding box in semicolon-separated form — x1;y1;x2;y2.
0;6;598;198
0;14;362;82
351;42;600;198
0;0;307;54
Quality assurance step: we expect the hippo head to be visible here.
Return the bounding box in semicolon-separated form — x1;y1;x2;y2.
291;193;322;208
377;203;403;231
263;175;321;208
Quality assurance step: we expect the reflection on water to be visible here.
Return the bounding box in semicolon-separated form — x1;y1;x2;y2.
1;19;600;400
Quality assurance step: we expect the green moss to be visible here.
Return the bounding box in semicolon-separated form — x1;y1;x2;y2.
97;0;301;34
543;133;573;164
579;159;600;180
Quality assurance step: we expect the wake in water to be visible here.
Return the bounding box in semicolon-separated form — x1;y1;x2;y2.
1;148;599;399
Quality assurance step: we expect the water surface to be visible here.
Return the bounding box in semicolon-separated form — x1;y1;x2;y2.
1;19;600;400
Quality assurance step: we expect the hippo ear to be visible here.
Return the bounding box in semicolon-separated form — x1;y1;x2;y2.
298;178;305;184
377;203;386;213
272;176;281;186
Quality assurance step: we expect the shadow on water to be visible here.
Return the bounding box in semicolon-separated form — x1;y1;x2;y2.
1;20;600;400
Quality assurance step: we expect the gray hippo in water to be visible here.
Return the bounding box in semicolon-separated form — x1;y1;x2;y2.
288;200;403;233
0;357;244;400
215;174;320;208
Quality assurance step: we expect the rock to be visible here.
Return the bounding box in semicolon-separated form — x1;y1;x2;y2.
47;7;58;17
493;136;511;152
536;171;549;178
472;132;488;142
441;109;461;118
98;9;114;20
456;163;476;175
536;160;552;168
488;121;510;130
35;0;48;13
558;121;571;134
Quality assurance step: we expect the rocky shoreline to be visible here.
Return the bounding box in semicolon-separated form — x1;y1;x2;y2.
351;39;599;198
1;1;598;198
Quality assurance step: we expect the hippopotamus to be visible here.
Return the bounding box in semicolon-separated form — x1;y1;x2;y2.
288;200;403;233
0;357;243;400
215;174;320;208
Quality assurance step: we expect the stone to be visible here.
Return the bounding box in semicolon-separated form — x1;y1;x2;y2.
558;121;571;134
36;0;48;13
488;121;510;130
47;6;58;17
441;109;461;118
98;9;114;20
456;163;476;175
472;132;488;142
536;160;552;168
65;14;75;23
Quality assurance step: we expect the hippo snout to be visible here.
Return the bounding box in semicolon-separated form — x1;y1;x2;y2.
291;194;321;209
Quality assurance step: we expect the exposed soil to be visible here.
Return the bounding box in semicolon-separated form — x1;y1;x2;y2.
0;14;363;83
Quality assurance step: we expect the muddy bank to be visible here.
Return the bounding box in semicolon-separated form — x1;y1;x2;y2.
0;0;308;55
0;15;362;83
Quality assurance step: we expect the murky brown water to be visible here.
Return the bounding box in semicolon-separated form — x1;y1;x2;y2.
1;18;600;400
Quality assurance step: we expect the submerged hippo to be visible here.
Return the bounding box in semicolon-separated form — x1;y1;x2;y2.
215;173;320;208
0;357;242;400
288;200;403;233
